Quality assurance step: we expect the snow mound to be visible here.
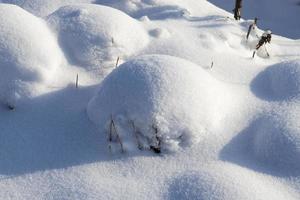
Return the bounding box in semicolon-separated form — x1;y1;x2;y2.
24;0;92;17
251;60;300;101
0;0;93;17
0;4;63;107
87;55;231;152
252;113;300;169
47;4;149;68
134;5;190;20
167;163;297;200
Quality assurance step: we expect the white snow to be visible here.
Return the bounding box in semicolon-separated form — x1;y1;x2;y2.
0;0;93;17
0;4;63;107
47;4;149;69
0;0;300;199
251;60;300;100
253;112;300;169
167;162;299;200
87;55;233;152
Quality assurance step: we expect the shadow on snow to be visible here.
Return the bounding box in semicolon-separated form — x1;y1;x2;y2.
0;85;155;176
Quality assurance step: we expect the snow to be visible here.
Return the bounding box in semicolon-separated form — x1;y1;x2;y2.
87;55;233;152
47;4;149;68
208;0;300;39
0;4;63;107
253;112;300;169
0;0;300;199
251;60;300;101
167;163;299;200
0;0;93;17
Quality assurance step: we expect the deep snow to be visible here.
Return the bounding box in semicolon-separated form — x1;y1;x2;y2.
87;55;234;152
0;0;300;200
47;4;149;68
0;4;63;107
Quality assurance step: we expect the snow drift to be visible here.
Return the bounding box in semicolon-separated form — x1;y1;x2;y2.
167;163;298;200
87;55;232;152
47;4;149;68
21;0;93;17
252;112;300;169
0;4;63;107
251;60;300;101
0;0;93;17
0;0;300;199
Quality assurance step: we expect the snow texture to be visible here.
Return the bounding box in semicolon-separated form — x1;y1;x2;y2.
0;4;63;107
88;55;232;152
251;60;300;101
252;112;300;169
0;0;300;199
0;0;93;17
47;4;149;68
167;163;299;200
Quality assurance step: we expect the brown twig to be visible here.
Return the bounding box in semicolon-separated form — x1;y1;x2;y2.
111;115;124;153
115;57;120;68
130;121;143;150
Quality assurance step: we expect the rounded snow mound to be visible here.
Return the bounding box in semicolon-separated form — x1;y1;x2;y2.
87;55;231;153
167;163;297;200
251;60;300;101
19;0;93;17
0;4;63;107
47;4;149;68
252;113;300;169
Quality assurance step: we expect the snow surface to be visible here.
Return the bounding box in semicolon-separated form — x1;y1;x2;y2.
0;0;300;199
208;0;300;39
167;162;299;200
0;4;63;107
0;0;93;17
87;55;233;152
251;60;300;101
253;112;300;169
47;4;149;68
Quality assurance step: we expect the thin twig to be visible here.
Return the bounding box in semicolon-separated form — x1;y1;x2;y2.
130;121;143;150
107;117;113;153
111;115;124;153
75;74;79;88
115;57;120;68
252;50;256;58
111;37;114;45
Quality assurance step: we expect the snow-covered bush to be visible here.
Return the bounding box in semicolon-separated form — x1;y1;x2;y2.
0;4;63;107
47;4;149;68
252;113;300;168
87;55;231;152
251;60;300;100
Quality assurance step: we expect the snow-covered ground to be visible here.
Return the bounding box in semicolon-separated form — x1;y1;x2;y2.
208;0;300;39
0;0;300;199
